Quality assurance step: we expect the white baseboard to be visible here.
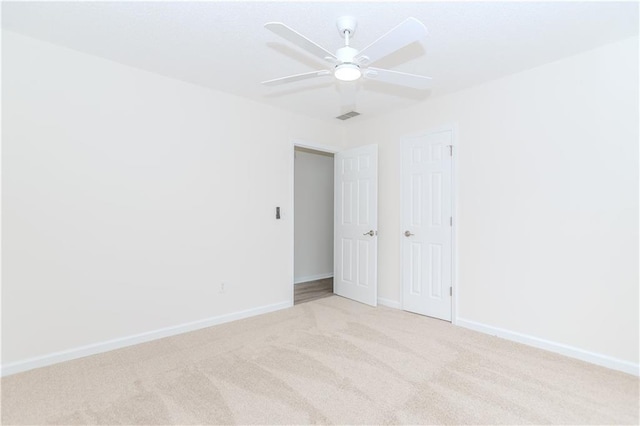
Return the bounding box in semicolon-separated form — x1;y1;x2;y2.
1;300;292;377
456;317;639;376
378;297;401;309
294;273;333;285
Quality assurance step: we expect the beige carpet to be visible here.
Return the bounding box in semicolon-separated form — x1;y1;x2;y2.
1;296;638;425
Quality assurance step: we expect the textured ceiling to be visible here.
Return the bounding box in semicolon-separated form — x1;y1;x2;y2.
2;1;638;121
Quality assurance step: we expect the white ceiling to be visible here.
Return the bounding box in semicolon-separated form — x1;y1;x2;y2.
2;1;638;121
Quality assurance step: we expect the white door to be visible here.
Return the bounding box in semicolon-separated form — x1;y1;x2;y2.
334;144;378;306
401;131;453;320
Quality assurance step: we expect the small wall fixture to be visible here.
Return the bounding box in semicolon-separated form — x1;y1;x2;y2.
334;63;361;81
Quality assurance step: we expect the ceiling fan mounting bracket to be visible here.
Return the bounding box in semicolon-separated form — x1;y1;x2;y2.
336;16;357;38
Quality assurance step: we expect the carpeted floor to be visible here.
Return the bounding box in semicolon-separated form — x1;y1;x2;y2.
1;296;638;425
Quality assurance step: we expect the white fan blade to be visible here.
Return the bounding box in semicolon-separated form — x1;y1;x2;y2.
364;67;432;90
355;17;427;66
265;22;337;62
262;70;332;86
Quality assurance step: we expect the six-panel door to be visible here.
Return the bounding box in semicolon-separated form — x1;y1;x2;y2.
401;131;453;320
334;144;378;307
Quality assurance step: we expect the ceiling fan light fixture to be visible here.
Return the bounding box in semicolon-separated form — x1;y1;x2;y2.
334;63;361;82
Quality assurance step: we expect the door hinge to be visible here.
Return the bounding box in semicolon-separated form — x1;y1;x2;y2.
449;145;453;156
450;287;452;296
450;216;453;227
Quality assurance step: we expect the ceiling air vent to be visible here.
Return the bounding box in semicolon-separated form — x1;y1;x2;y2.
336;111;361;121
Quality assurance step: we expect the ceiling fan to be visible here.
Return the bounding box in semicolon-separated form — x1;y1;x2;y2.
262;16;432;90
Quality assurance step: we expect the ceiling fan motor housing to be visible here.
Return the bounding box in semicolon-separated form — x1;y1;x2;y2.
335;46;361;81
336;46;358;63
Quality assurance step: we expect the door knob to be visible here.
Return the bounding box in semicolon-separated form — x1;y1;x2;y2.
363;230;375;236
404;230;414;237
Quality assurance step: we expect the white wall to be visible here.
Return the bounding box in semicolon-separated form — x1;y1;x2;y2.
1;31;345;368
344;36;639;369
294;149;334;284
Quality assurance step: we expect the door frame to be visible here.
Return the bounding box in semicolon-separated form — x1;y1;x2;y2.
289;139;340;306
399;124;459;324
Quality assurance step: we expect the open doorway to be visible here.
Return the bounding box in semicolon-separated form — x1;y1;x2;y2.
293;146;335;305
